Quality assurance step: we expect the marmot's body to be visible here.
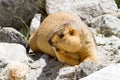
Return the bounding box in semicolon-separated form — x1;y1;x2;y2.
29;12;97;65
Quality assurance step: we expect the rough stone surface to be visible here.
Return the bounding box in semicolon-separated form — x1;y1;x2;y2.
46;0;118;23
56;61;104;80
0;27;29;50
95;35;120;65
56;67;76;80
90;14;120;37
30;14;41;36
88;14;120;66
0;0;44;29
77;61;104;79
80;64;120;80
27;54;64;80
0;43;29;64
0;61;29;80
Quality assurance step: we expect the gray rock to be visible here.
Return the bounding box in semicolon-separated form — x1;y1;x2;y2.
95;34;120;65
89;14;120;66
46;0;118;23
56;61;104;80
0;0;44;29
0;59;7;76
90;14;120;37
88;14;120;66
116;31;120;38
28;54;50;69
0;27;29;50
77;61;104;79
80;64;120;80
27;54;64;80
30;14;41;36
56;67;76;80
0;43;29;65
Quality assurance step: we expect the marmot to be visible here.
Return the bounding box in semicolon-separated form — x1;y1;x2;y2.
29;12;97;65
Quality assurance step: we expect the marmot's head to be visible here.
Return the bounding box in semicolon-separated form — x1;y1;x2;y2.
48;25;82;53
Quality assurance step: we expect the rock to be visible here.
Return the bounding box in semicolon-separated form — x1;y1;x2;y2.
0;0;44;29
30;14;41;36
56;67;76;80
116;31;120;38
0;59;8;79
46;0;118;23
77;61;104;79
1;61;29;80
27;54;64;80
88;14;120;66
28;54;50;69
0;27;29;51
90;14;120;37
95;35;120;65
0;61;7;68
0;43;31;79
80;64;120;80
56;61;104;80
0;43;29;64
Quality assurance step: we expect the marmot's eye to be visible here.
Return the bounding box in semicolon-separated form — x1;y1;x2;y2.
56;47;60;51
59;33;64;38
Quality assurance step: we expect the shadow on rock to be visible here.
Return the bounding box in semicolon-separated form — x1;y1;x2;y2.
36;55;64;80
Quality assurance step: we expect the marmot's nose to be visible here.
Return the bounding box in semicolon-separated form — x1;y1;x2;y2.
48;39;53;46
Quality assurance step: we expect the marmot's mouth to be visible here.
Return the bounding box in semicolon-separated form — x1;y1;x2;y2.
48;30;58;46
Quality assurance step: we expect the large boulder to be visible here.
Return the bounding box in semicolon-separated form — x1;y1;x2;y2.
0;27;29;51
0;0;44;29
0;43;29;64
46;0;118;23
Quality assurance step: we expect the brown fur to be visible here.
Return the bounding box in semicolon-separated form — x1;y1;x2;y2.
29;12;97;65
